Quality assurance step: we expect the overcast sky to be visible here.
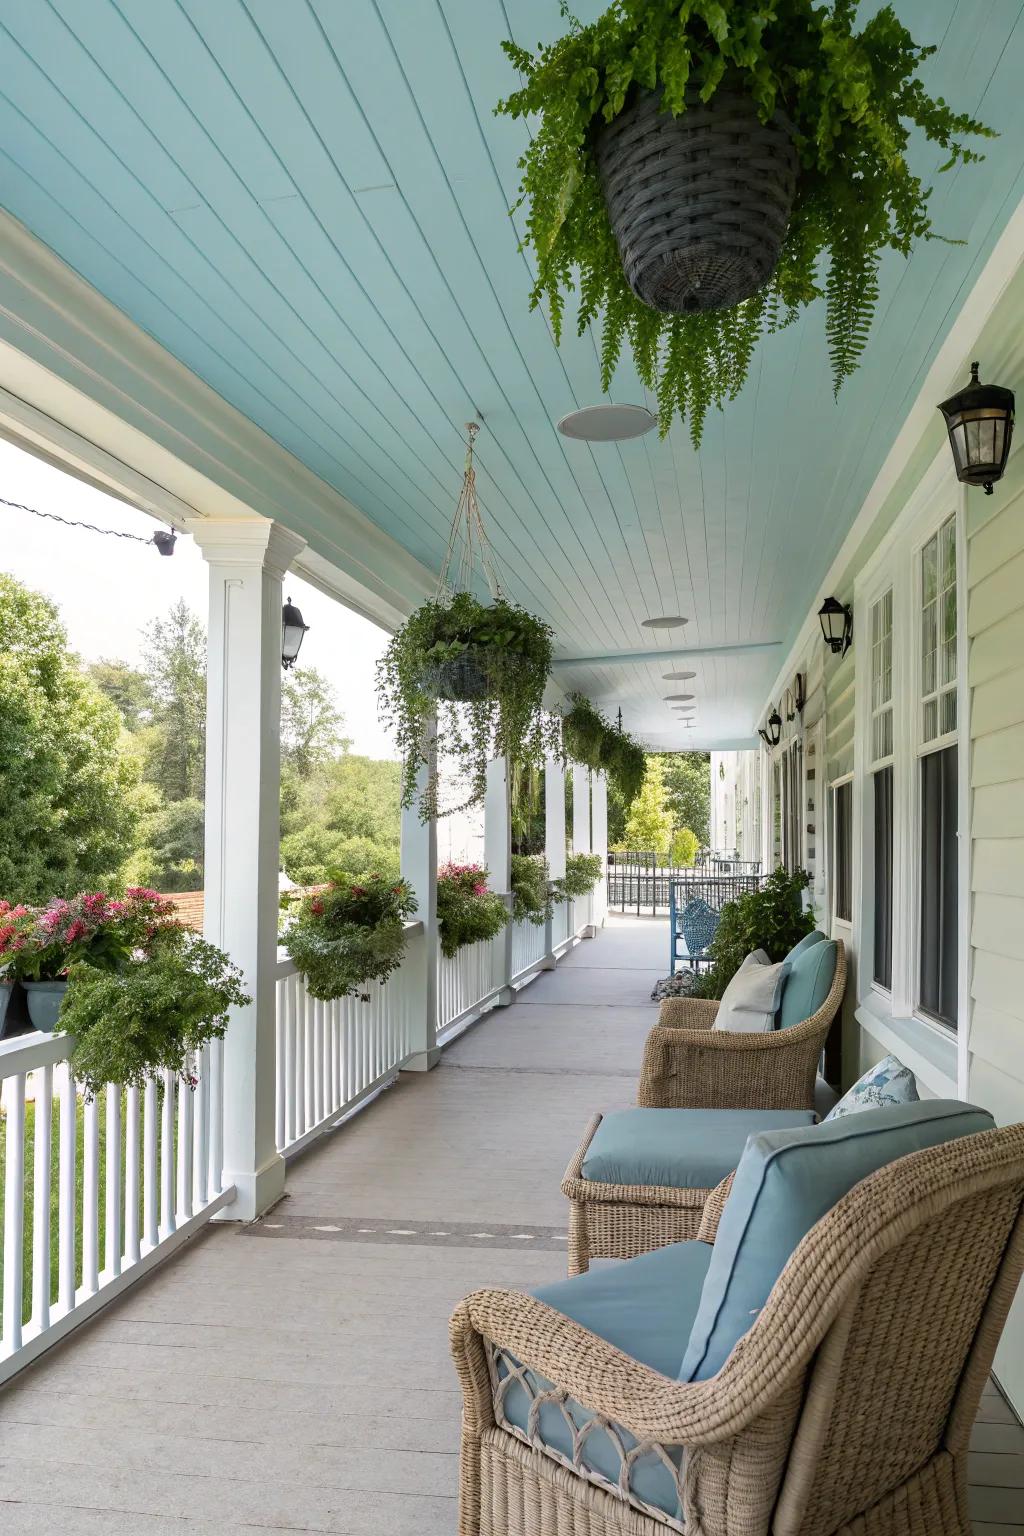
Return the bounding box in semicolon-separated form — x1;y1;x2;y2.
0;435;398;760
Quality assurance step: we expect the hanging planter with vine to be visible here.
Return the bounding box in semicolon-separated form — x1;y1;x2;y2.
497;1;992;445
377;424;560;819
562;692;646;805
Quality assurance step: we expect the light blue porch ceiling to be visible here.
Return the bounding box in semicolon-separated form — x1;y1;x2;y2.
1;0;1023;749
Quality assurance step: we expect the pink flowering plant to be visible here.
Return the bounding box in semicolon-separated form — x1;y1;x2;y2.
436;863;509;958
284;870;418;1001
7;888;179;982
0;900;36;983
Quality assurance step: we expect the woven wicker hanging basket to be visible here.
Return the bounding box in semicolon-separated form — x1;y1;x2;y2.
418;648;493;704
594;85;798;315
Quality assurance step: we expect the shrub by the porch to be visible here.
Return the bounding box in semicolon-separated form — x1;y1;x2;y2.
694;867;814;1000
436;863;509;958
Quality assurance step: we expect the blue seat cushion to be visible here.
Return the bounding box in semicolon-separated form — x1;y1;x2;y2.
582;1107;818;1190
680;1099;995;1383
777;937;838;1029
496;1242;712;1521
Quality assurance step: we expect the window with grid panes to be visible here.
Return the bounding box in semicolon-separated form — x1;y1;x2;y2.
870;588;894;989
918;514;958;1027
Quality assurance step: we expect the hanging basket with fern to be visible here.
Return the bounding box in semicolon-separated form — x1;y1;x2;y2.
377;426;560;819
497;0;992;445
562;692;647;806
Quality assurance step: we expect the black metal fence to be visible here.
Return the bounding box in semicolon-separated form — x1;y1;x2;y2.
606;851;762;917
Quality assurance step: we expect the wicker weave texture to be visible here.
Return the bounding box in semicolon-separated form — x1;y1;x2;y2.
594;87;798;314
453;1122;1024;1536
639;941;847;1111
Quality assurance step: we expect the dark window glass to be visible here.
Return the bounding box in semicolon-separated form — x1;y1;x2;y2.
873;767;893;988
920;746;958;1027
834;781;852;923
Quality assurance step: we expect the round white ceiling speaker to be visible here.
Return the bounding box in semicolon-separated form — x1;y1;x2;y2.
663;670;696;680
556;403;658;441
664;693;695;702
641;615;689;629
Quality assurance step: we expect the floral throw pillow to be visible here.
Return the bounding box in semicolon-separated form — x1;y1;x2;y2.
825;1054;920;1121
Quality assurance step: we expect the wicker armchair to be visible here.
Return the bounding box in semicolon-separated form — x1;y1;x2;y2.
453;1122;1024;1536
561;942;847;1271
641;939;847;1111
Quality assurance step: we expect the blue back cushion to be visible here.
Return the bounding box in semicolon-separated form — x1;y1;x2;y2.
785;930;825;963
778;937;838;1029
679;1099;995;1382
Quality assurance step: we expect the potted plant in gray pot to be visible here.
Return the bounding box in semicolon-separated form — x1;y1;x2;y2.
0;899;35;1037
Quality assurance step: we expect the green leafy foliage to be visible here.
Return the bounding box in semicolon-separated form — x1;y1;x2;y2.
497;0;993;444
623;756;674;852
510;854;552;925
436;862;510;957
139;600;207;803
658;752;711;846
554;851;603;901
670;826;700;866
694;865;814;998
280;754;402;886
60;929;250;1098
562;694;647;806
0;576;140;904
283;871;417;1001
377;592;559;820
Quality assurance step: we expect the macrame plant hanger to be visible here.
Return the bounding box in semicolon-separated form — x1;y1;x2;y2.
435;422;503;603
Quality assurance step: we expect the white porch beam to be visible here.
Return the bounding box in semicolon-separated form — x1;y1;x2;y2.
485;757;515;1006
400;741;440;1073
189;517;304;1222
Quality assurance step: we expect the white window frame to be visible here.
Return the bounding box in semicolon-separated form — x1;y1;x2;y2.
829;771;854;932
851;447;969;1095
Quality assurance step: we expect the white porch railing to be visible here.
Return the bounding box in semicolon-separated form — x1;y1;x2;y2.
0;1028;230;1386
437;937;499;1040
274;922;424;1159
510;916;547;984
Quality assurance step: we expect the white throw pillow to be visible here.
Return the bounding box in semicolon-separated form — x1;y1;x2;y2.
713;950;789;1033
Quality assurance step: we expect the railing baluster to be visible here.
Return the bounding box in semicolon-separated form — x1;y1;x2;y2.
124;1084;141;1267
57;1064;77;1314
160;1068;176;1237
105;1085;122;1279
208;1037;223;1198
177;1074;194;1221
143;1077;159;1251
193;1048;209;1209
31;1063;53;1332
3;1071;26;1350
82;1092;100;1296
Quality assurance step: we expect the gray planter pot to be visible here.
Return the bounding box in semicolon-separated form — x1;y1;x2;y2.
23;978;69;1032
594;85;798;314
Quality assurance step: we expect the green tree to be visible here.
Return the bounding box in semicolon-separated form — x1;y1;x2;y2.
86;657;154;731
126;796;205;892
280;753;402;886
281;666;348;778
623;757;673;854
670;827;699;867
658;752;711;846
141;600;206;802
0;575;139;903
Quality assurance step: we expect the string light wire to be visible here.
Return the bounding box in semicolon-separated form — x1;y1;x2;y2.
0;493;172;549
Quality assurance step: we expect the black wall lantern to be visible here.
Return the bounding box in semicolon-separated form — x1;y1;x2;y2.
281;596;309;670
152;528;176;557
938;362;1014;495
794;672;806;715
766;707;783;747
757;727;771;749
818;596;853;657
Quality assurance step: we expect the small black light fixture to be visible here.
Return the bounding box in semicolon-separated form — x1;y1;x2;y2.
766;707;783;748
152;528;176;556
784;686;795;722
794;672;806;714
818;595;853;657
281;596;309;670
938;361;1014;495
757;727;771;749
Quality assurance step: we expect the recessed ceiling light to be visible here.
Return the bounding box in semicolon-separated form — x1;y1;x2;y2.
642;615;689;630
557;403;658;442
664;693;695;702
663;670;696;680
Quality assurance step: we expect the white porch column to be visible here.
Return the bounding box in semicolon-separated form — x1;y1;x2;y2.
571;763;592;854
400;739;440;1072
591;771;609;928
543;757;566;967
190;517;304;1222
485;756;514;1005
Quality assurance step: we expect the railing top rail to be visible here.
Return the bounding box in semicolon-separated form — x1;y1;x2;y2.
0;1028;71;1077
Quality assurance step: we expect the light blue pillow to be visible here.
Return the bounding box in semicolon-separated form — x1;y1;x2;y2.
679;1099;994;1383
777;938;838;1029
784;930;826;963
824;1054;919;1121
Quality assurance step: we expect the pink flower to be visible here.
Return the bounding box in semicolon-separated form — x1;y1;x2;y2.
65;919;87;943
473;883;487;896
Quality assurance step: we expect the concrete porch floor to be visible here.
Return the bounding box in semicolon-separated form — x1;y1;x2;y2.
0;916;1020;1533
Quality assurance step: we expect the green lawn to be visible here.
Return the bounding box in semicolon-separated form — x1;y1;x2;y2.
0;1084;177;1328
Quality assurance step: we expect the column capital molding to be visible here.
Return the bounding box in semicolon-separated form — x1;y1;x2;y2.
186;517;306;579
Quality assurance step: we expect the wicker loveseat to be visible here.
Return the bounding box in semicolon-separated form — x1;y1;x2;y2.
452;1105;1024;1536
562;935;846;1272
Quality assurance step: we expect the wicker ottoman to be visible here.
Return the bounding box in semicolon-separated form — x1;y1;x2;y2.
561;1106;817;1274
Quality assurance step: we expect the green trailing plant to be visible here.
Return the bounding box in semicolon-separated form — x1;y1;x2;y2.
377;592;559;820
497;0;992;444
58;929;250;1097
561;693;647;806
436;863;510;958
554;851;604;901
284;871;418;1002
693;865;814;999
510;854;553;925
